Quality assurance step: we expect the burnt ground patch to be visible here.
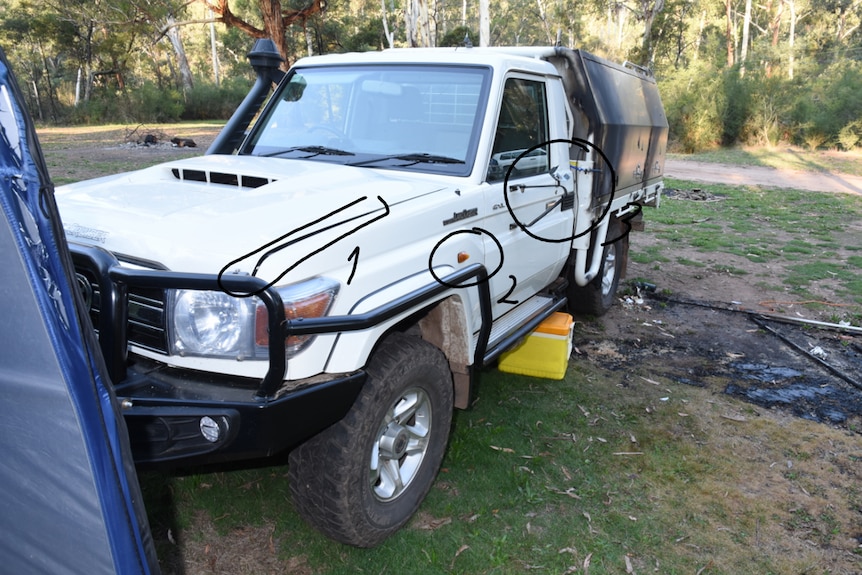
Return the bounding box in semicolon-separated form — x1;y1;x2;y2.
573;292;862;433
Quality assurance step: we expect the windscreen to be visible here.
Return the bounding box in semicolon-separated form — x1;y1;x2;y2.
242;64;491;176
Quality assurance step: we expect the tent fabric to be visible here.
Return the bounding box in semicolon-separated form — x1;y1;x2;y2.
0;47;158;573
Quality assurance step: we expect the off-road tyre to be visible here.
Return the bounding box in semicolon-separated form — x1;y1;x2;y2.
288;333;454;547
567;216;628;317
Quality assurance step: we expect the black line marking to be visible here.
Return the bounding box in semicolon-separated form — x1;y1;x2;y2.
218;195;390;297
429;227;504;289
212;137;636;304
347;246;360;285
503;138;620;244
497;274;519;305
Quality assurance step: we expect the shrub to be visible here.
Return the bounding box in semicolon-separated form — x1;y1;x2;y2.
182;78;252;120
719;68;752;146
801;129;829;151
341;21;388;52
439;26;479;47
660;62;724;152
65;97;123;124
131;82;184;123
790;61;862;149
741;73;794;146
61;82;183;124
837;120;862;151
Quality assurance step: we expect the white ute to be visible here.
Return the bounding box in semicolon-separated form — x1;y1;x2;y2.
57;40;667;547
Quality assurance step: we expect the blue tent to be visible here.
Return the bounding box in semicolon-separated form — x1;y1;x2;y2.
0;47;160;573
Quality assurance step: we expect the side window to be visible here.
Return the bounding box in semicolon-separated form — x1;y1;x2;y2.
488;78;550;182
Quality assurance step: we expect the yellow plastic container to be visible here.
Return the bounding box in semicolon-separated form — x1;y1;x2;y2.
498;312;574;380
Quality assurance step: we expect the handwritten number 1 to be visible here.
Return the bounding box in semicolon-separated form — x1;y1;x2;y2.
347;246;360;285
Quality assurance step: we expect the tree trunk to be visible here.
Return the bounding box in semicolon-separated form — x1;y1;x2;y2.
770;0;784;47
740;0;751;76
83;23;95;102
205;0;328;69
75;68;82;107
617;4;626;51
834;0;861;41
787;0;796;79
694;9;706;61
305;26;314;56
36;39;58;120
210;13;220;87
479;0;489;46
766;0;784;77
382;0;395;48
725;0;734;67
165;15;194;93
258;0;290;66
640;0;666;66
536;0;553;44
404;0;416;46
417;0;432;46
31;80;43;122
403;0;432;47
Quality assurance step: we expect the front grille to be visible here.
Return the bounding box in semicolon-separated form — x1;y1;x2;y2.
76;266;168;354
128;287;168;352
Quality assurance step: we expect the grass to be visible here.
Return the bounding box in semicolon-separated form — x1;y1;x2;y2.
35;122;225;150
641;179;862;321
39;124;862;574
141;363;862;574
36;122;224;184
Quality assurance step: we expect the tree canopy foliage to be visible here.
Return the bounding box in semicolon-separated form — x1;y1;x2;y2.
1;0;860;151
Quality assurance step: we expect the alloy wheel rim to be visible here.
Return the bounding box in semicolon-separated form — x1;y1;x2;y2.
369;387;433;501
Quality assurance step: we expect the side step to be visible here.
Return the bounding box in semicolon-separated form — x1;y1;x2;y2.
480;294;567;366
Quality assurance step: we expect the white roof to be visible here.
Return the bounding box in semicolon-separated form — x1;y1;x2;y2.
291;46;561;76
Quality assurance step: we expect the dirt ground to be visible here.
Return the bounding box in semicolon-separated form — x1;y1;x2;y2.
568;162;862;573
665;158;862;195
580;286;862;429
600;159;862;430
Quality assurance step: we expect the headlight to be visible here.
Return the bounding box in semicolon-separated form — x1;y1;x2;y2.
168;277;339;360
171;289;256;358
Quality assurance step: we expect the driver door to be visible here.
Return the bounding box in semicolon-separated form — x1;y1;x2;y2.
483;75;572;318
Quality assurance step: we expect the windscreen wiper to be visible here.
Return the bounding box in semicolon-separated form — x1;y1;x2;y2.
262;146;355;158
349;153;465;167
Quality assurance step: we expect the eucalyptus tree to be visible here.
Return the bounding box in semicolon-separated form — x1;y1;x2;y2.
38;0;159;102
0;0;71;119
153;1;197;94
203;0;327;66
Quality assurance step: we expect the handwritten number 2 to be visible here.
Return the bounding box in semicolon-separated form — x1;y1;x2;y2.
347;246;360;285
497;275;518;305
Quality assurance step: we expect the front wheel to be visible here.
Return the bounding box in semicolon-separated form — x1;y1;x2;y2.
567;216;628;317
288;334;454;547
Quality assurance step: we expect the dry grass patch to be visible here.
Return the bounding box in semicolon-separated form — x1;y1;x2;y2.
641;391;862;574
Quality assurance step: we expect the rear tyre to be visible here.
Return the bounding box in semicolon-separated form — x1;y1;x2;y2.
288;334;453;547
567;216;627;317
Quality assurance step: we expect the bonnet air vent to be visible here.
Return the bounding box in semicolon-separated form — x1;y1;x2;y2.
210;172;239;186
170;168;275;189
172;168;207;182
242;175;270;188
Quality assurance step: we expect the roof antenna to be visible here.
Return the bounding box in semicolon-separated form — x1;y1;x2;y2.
462;33;473;48
555;29;563;47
